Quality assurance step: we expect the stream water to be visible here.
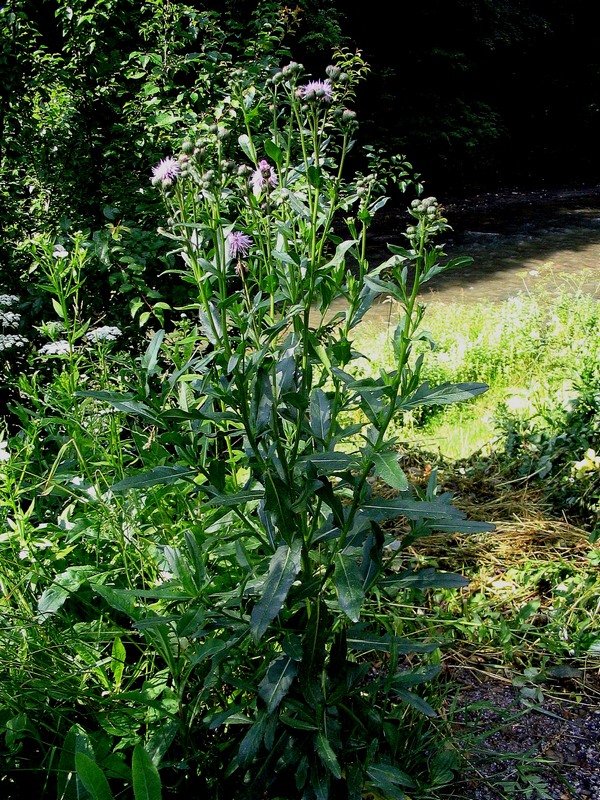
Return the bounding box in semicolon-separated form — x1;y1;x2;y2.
337;185;600;326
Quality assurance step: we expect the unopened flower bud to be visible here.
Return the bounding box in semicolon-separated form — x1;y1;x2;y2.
325;65;341;81
181;140;195;155
282;61;302;76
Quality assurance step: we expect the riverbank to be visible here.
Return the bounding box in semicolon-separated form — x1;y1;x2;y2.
358;184;600;307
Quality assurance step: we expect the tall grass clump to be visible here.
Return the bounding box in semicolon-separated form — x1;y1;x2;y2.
0;48;493;800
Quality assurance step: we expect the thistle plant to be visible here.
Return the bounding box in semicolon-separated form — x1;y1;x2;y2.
71;53;491;799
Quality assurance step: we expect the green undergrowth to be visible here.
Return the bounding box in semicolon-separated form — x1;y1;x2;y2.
354;288;600;464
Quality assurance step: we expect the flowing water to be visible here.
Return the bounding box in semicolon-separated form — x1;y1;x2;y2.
331;186;600;326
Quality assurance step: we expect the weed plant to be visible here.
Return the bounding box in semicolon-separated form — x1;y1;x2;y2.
0;47;495;800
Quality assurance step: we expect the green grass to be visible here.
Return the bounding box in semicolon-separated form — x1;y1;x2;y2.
353;288;600;460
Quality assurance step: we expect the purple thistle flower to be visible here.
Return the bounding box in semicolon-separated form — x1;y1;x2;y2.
227;230;253;259
152;157;181;187
250;159;278;194
296;79;333;103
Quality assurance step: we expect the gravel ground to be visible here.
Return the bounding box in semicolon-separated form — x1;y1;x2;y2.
445;668;600;799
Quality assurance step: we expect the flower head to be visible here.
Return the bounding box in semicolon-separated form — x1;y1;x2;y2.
38;339;71;356
0;334;28;351
0;294;19;309
0;441;9;463
250;160;278;195
86;326;122;343
152;157;181;187
0;310;20;329
227;231;253;260
297;79;333;103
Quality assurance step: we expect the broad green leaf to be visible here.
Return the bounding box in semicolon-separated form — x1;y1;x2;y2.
250;541;302;641
362;495;494;533
264;139;283;166
52;297;65;319
91;584;138;619
322;239;358;269
315;731;341;780
371;452;409;491
75;753;114;800
198;302;222;345
307;165;322;188
311;759;331;800
132;743;162;800
204;488;264;507
238;133;257;163
333;553;364;622
37;566;95;621
145;722;179;766
258;655;298;712
58;724;94;800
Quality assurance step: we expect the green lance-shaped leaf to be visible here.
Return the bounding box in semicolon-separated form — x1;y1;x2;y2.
110;637;126;690
298;600;330;708
296;451;354;474
140;329;165;376
315;730;342;780
367;763;416;791
347;624;439;655
237;712;268;769
392;664;442;689
250;540;302;641
309;387;332;444
111;465;197;494
371;451;409;491
58;724;95;800
333;553;364;623
394;688;438;718
75;753;115;800
75;391;164;427
132;743;162;800
258;655;298;712
397;380;488;411
381;567;469;592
